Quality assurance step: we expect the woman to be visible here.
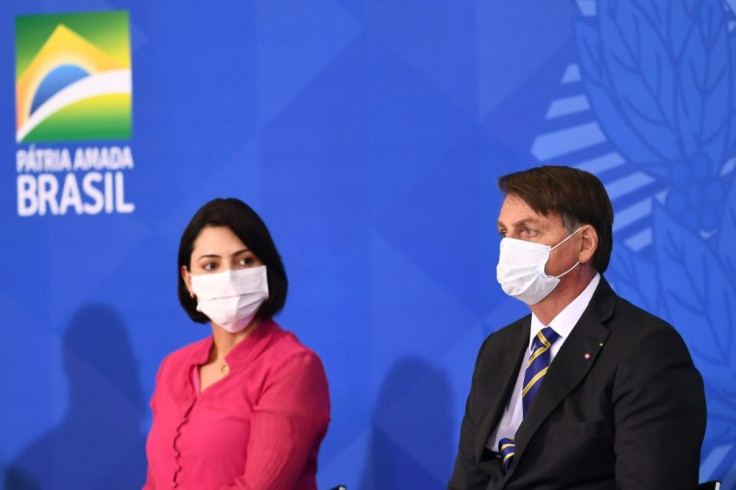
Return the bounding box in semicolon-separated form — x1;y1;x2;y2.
144;198;330;490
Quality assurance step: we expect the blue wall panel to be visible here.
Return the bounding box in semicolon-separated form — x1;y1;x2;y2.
1;1;735;488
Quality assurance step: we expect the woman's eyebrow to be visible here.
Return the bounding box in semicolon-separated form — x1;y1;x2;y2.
197;253;221;260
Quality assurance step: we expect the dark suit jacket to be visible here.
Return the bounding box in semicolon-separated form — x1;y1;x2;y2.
448;277;706;490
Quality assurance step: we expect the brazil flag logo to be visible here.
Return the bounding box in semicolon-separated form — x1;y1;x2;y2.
15;11;132;144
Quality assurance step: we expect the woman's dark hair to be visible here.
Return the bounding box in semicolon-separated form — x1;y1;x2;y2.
177;198;288;323
498;165;614;273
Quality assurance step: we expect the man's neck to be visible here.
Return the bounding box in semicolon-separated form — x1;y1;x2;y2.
529;267;597;325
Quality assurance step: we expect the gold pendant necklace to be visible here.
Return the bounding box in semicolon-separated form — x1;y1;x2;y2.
220;363;230;375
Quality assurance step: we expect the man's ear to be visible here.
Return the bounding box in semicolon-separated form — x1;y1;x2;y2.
578;225;598;265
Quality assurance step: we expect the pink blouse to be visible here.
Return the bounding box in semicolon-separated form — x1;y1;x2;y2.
144;320;330;490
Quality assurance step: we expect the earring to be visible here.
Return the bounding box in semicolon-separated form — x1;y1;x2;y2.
189;291;195;299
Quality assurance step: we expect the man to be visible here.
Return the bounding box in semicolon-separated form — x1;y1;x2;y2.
448;166;706;490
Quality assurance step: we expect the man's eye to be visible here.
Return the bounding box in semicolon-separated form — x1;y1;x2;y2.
524;228;535;236
499;230;507;238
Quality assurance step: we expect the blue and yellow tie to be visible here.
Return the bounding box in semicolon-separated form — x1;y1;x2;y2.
499;327;560;474
499;438;515;473
522;327;560;415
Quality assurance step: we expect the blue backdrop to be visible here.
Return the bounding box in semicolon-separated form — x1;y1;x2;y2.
1;0;735;488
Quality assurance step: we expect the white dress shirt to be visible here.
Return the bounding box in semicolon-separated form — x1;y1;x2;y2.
489;273;601;452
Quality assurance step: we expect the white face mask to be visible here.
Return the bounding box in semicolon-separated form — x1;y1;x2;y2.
190;265;269;333
496;228;581;305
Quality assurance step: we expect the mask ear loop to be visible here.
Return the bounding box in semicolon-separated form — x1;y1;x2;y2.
550;226;583;251
556;260;579;279
550;227;583;278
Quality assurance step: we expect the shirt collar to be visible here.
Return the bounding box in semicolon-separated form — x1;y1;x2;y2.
225;319;278;367
529;273;601;347
186;318;279;368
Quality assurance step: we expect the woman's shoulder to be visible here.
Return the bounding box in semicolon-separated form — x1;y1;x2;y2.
262;322;330;403
159;336;212;371
257;321;326;373
267;321;320;357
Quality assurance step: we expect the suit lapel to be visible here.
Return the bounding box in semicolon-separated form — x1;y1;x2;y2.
474;317;530;462
510;278;616;469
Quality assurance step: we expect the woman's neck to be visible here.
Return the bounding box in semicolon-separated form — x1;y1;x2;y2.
209;319;260;362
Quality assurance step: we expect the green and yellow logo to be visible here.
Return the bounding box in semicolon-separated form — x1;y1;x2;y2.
15;11;132;144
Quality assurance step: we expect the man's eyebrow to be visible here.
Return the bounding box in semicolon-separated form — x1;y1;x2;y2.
517;218;543;226
497;218;543;228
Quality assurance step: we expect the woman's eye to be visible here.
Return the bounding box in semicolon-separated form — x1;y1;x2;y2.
239;257;254;266
203;262;217;271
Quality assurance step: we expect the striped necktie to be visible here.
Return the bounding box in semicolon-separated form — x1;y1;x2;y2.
522;326;560;415
499;326;560;474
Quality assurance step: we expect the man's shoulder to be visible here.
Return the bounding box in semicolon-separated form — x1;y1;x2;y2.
598;291;696;366
497;314;531;335
586;277;676;338
608;293;675;336
478;314;531;353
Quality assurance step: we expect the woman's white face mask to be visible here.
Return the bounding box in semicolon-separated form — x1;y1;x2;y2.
190;265;269;332
496;228;581;305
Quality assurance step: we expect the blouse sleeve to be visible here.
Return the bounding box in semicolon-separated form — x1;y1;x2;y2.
221;350;331;490
143;355;169;490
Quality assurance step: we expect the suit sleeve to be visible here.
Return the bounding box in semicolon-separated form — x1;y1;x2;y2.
220;351;330;490
448;336;494;490
612;324;706;489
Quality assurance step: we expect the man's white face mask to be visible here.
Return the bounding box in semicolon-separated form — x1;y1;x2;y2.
496;228;582;305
